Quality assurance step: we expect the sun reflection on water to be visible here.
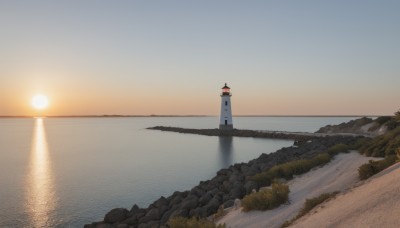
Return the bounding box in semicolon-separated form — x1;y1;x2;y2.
26;118;57;227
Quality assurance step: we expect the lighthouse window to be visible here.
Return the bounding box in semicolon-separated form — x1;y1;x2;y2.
225;101;228;106
225;120;228;125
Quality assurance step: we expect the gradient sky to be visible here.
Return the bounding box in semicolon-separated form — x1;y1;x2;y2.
0;1;399;116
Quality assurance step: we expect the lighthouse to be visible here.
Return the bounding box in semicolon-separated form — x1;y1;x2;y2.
219;83;233;130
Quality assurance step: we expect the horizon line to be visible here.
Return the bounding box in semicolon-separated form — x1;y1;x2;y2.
0;114;386;118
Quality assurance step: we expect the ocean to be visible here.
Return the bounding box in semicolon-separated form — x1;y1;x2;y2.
0;116;357;227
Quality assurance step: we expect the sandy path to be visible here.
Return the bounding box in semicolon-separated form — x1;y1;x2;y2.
291;162;400;228
217;151;376;228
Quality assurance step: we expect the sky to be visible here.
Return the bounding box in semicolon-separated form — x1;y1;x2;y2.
0;0;399;116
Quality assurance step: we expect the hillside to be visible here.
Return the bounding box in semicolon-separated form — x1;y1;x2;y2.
291;162;400;227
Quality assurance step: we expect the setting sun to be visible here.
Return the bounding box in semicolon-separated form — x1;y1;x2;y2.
31;95;49;110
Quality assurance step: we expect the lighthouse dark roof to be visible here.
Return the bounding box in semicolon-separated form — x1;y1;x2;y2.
222;83;230;89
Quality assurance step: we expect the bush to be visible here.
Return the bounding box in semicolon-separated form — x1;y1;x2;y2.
242;182;290;212
350;137;372;150
168;217;225;228
359;127;400;157
281;192;339;228
251;153;331;187
395;110;400;122
397;148;400;160
358;155;397;180
326;144;350;156
374;116;392;125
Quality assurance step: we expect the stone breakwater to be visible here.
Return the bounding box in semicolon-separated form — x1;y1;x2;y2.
147;126;317;141
85;132;361;228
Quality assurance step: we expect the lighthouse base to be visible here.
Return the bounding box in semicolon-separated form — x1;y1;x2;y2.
219;124;234;130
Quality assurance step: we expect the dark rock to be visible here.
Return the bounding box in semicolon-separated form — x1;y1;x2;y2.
104;208;129;223
223;200;235;208
139;207;161;224
138;220;159;228
121;216;138;226
244;181;259;194
116;224;129;228
190;186;205;197
230;186;243;199
180;195;198;210
204;197;220;214
153;196;169;208
198;192;213;206
128;204;146;218
169;208;189;219
169;195;183;206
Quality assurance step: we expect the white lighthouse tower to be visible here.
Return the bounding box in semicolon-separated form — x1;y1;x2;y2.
219;83;233;130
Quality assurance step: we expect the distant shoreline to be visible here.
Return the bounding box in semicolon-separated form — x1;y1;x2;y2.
0;115;380;118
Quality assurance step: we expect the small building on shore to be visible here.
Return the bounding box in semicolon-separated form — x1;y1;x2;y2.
219;83;233;130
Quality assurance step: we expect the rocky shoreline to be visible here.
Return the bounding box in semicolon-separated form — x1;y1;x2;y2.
85;132;361;228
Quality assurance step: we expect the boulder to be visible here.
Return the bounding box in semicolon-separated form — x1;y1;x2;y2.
198;192;212;206
180;195;198;210
104;208;128;223
204;197;220;214
223;200;234;208
128;204;146;217
244;181;259;194
139;207;161;224
153;196;169;208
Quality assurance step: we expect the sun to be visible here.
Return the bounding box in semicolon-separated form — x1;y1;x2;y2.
31;95;49;110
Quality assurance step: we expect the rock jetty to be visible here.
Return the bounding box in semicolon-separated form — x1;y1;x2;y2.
85;134;360;228
147;126;318;141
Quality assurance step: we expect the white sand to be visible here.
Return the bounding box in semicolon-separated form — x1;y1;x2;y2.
291;161;400;228
217;151;377;228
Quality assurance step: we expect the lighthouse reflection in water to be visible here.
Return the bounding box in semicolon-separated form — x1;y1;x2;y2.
26;118;57;227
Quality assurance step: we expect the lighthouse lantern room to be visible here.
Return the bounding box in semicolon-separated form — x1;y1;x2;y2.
219;83;233;130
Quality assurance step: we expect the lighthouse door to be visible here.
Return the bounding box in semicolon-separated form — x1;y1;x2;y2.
225;120;228;125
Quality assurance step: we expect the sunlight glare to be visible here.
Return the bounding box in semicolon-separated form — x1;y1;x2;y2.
31;95;49;110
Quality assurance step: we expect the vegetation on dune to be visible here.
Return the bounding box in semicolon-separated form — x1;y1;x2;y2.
281;191;339;228
251;152;334;187
242;182;290;212
168;217;225;228
359;127;400;157
395;110;400;121
397;148;400;160
357;112;400;179
358;155;397;180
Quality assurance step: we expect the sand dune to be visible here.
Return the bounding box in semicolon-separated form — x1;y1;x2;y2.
217;151;378;228
292;161;400;228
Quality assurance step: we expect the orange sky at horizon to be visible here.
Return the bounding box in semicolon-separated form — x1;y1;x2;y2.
1;1;399;117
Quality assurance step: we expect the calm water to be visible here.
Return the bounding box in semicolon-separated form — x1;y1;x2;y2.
0;116;356;227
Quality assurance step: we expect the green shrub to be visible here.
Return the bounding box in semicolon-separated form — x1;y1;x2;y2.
358;155;397;180
251;153;331;187
374;116;392;125
281;192;339;228
350;137;372;150
360;127;400;157
397;148;400;160
242;182;290;212
395;110;400;122
326;144;350;156
168;217;225;228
